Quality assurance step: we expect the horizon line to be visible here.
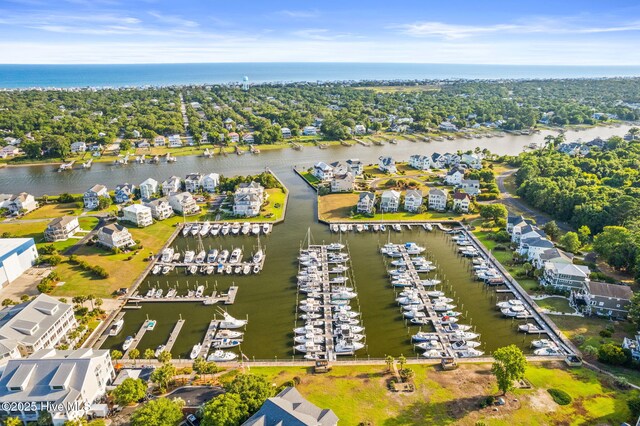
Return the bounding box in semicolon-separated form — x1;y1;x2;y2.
2;62;640;67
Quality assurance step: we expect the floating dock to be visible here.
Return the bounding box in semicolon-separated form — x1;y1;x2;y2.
164;319;186;354
129;285;238;305
123;319;154;358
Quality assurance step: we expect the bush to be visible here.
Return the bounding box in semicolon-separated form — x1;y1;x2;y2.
599;329;613;338
58;193;75;203
479;395;495;408
598;343;629;365
548;388;572;405
628;396;640;417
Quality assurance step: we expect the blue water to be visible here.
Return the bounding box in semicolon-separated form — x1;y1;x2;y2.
1;63;640;89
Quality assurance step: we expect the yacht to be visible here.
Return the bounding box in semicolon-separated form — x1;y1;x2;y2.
190;343;202;359
496;299;524;310
534;347;563;356
294;342;324;353
392;224;402;232
455;349;485;358
334;340;364;354
212;338;242;349
422;349;447;358
412;332;439;342
184;250;196;263
146;320;156;331
162;266;172;275
251;223;261;235
211;223;221;236
231;222;241;235
216;329;244;339
252;249;264;263
234;265;242;274
379;224;386;232
435;315;458;325
229;248;242;264
241;222;251;235
207;350;238;362
154;345;166;358
252;264;261;274
200;222;211;236
190;224;200;236
372;224;380;232
145;288;156;298
451;340;481;350
444;323;472;333
217;250;229;263
225;265;233;274
426;290;445;298
532;339;557;349
330;224;339;233
415;340;444;351
217;263;225;274
109;319;124;336
218;311;247;329
195;285;205;298
391;279;413;287
339;224;348;233
355;224;364;233
207;249;219;263
404;242;426;255
152;265;162;275
195;250;206;264
122;336;134;351
422;279;442;286
446;331;480;342
242;264;251;275
294;334;325;344
329;265;348;274
182;224;192;237
221;223;231;235
155;289;164;298
161;248;175;262
166;288;177;298
501;305;527;317
188;265;198;275
327;242;345;251
263;223;272;234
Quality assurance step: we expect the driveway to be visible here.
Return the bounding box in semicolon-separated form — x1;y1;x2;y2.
0;266;52;300
166;386;224;407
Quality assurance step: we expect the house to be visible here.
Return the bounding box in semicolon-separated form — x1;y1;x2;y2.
83;184;109;210
460;153;483;169
378;156;397;174
0;146;20;158
122;204;153;228
356;192;376;214
460;179;480;196
242;133;255;144
153;136;166;147
3;137;20;146
346;158;364;176
137;140;150;149
443;153;461;166
623;335;640;361
233;182;265;217
44;216;80;242
0;239;39;288
184;173;203;193
533;247;574;270
114;183;134;204
224;118;235;130
242;386;338;426
571;281;633;319
506;214;528;234
0;348;115;425
132;130;141;138
303;126;317;136
312;162;334;181
517;236;555;260
330;172;355;193
511;223;544;243
452;191;471;213
444;167;465;185
542;261;590;290
409;154;431;170
0;294;77;362
70;141;86;153
167;134;182;148
203;173;220;192
144;198;174;220
228;132;240;143
380;190;401;212
354;124;366;135
430;153;446;169
404;189;423;212
439;121;458;132
557;141;582;156
96;224;135;249
281;127;292;139
7;193;38;215
161;176;181;196
168;192;200;216
428;188;448;211
139;178;158;200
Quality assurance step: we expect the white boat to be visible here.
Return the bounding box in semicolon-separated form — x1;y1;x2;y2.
496;299;524;309
216;329;243;339
190;224;200;236
422;349;447;358
241;223;251;235
501;305;527;317
252;249;264;263
190;343;202;359
380;224;386;232
532;339;557;349
161;248;175;262
109;319;124;336
455;349;484;358
404;242;426;255
188;265;198;274
355;224;364;233
426;290;445;298
218;311;247;329
295;334;325;344
294;342;324;353
252;264;261;274
166;288;177;298
534;347;563;356
231;222;241;235
152;265;162;275
200;222;211;236
421;279;442;286
330;224;339;233
182;224;192;237
225;265;232;274
195;285;205;298
195;250;206;264
217;250;229;263
392;224;402;232
145;288;156;298
221;223;231;235
339;224;348;233
327;243;345;251
212;338;242;349
184;250;195;263
334;340;364;354
435;315;458;325
207;350;237;362
211;223;221;236
243;264;251;275
155;288;164;298
415;340;444;351
372;224;380;232
154;345;166;358
263;223;272;234
162;266;172;275
207;249;219;263
234;265;242;274
146;320;156;331
251;224;261;235
122;336;133;351
451;340;481;350
229;248;242;264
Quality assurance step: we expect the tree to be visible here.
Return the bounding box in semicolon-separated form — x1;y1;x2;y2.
397;354;407;370
111;349;123;361
143;348;155;360
112;378;146;405
226;374;273;415
594;226;638;272
37;410;53;426
479;204;507;224
157;350;172;364
385;355;394;371
201;393;245;426
542;221;560;240
129;348;140;366
150;363;176;392
5;418;22;426
597;343;628;365
628;395;640;418
577;225;591;245
131;397;184;426
491;345;527;395
98;196;112;210
560;232;581;253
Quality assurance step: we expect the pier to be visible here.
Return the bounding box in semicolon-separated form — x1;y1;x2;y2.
123;319;154;358
95;312;125;348
164;319;186;354
129;285;239;305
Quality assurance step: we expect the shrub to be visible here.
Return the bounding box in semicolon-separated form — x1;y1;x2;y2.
598;343;629;365
599;329;613;338
58;193;75;203
547;388;572;405
479;395;495;408
628;396;640;417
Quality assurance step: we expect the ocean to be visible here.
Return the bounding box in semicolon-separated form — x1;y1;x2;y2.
1;63;640;89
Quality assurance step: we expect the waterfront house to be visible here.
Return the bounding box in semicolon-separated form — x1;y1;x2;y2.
228;132;240;143
0;348;115;425
517;236;554;260
571;281;632;319
203;173;220;192
532;247;574;270
330;172;355;193
430;153;446;169
242;387;338;426
7;193;38;215
404;189;423;212
168;134;182;147
378;156;397;174
168;192;200;216
409;154;431;170
439;121;458;132
137;140;150;149
242;133;255;144
303;126;317;136
428;188;448;211
161;176;181;196
460;153;483;169
114;183;134;204
443;153;461;167
132;130;141;138
122;204;153;228
70;141;86;153
380;190;401;213
44;216;80;242
0;294;77;362
506;214;528;234
444;167;465;185
233;181;265;217
346;158;364;176
511;223;543;243
0;238;39;288
356;192;376;214
312;162;334;181
281;127;292;139
83;184;109;210
97;223;135;249
139;178;159;200
452;191;471;213
558;141;582;156
185;173;203;193
144;198;174;220
0;146;20;158
541;261;590;290
153;136;166;146
460;179;481;196
354;124;366;135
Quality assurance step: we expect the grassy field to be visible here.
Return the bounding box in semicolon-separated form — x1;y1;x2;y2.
22;202;84;219
0;216;97;252
243;363;636;425
535;296;575;314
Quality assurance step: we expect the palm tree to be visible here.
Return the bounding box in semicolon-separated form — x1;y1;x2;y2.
111;349;123;362
385;355;395;372
397;354;407;370
144;348;155;360
129;348;140;366
158;351;172;364
543;134;555;150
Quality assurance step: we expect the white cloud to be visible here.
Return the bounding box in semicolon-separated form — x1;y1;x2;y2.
278;9;319;18
147;11;199;28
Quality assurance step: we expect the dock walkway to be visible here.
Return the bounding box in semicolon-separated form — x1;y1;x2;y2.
123;319;154;358
198;320;220;358
164;319;186;354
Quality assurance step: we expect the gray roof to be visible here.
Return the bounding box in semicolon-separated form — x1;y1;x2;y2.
242;387;338;426
507;214;526;225
145;197;169;207
87;184;106;194
521;237;554;248
586;282;633;300
100;223;128;235
358;192;375;202
47;216;77;229
429;188;448;197
539;248;574;263
405;189;423;198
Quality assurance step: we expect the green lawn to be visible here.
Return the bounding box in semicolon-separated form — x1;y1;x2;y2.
534;296;575;313
299;171;320;187
214;188;287;223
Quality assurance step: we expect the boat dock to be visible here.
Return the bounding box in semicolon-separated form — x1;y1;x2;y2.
123;319;154;358
164;319;186;354
197;320;220;358
95;312;125;348
129;285;239;304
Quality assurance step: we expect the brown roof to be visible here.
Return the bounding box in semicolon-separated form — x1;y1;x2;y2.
452;191;470;200
587;281;633;300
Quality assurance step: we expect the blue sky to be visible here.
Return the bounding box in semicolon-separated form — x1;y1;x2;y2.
2;0;640;64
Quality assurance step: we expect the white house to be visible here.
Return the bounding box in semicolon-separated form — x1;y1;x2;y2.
70;141;86;153
542;261;590;290
312;162;334;181
428;188;448;211
168;192;200;216
512;224;546;244
44;217;80;242
281;128;292;139
444;167;465;185
378;156;397;174
114;183;134;204
0;146;20;159
409;155;431;170
461;153;483;169
452;192;471;213
184;173;203;193
0;239;39;289
7;193;38;215
356;192;376;214
533;247;574;270
380;190;401;213
168;134;182;147
404;189;423;212
517;236;555;261
203;173;220;192
139;178;159;200
122;204;153;228
233;182;265;217
439;121;458;132
460;179;480;196
83;184;109;210
228;132;240;143
242;133;255;144
144;198;174;220
153;136;166;146
0;348;115;425
242;387;338;426
303;126;317;136
330;172;355;193
430;153;446;169
346;159;364;176
97;224;135;249
506;214;528;234
161;176;181;196
354;124;366;135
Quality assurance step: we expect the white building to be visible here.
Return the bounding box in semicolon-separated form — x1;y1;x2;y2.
228;132;240;143
428;188;448;211
303;126;317;136
460;153;483;169
0;348;115;425
242;133;255;144
122;204;153;228
0;239;39;289
0;146;20;159
542;261;591;290
161;176;181;196
409;155;431;170
346;159;364;176
139;178;159;200
378;156;397;174
7;193;38;215
330;172;355;193
70;142;86;153
452;192;471;213
184;173;203;193
281;128;292;139
460;179;481;196
168;134;182;147
233;182;265;217
203;173;220;192
444;168;465;185
83;184;109;210
44;217;80;242
404;189;423;212
356;192;376;214
96;224;135;250
153;136;166;147
168;192;200;216
354;124;366;135
439;121;458;132
380;190;401;213
144;198;174;220
312;162;334;181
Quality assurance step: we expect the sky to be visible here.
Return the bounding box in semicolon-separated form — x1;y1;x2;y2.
2;0;640;65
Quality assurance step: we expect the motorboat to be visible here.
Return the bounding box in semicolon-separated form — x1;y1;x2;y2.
397;296;422;306
221;223;231;235
435;316;459;325
532;339;557;349
212;338;242;349
182;224;192;237
426;291;445;298
162;266;172;275
166;288;177;298
195;285;205;298
443;323;472;333
211;223;221;236
241;222;251;235
217;250;229;263
496;299;524;310
218;311;247;329
109;319;124;336
501;305;527;317
330;224;339;233
190;224;200;236
347;224;354;232
404;242;426;255
263;223;272;234
339;224;348;233
403;309;427;320
184;250;195;263
334;340;364;354
234;265;242;274
207;249;219;263
421;279;442;286
154;345;166;358
438;311;462;318
412;332;440;342
455;349;485;358
242;264;251;275
200;222;211;236
372;224;380;232
217;263;225;274
301;313;322;320
225;265;232;274
327;243;345;251
294;325;323;335
152;265;162;275
422;349;447;358
161;248;175;262
252;264;261;274
251;224;261;235
415;340;443;351
329;276;349;284
433;304;456;312
229;248;242;264
391;279;413;287
172;253;180;262
188;265;198;275
155;288;164;298
392;224;402;232
195;250;206;264
231;222;241;235
146;320;156;331
294;342;324;353
379;224;386;232
415;264;437;273
425;223;433;231
333;324;364;335
122;336;134;351
451;340;481;350
331;290;357;300
446;331;480;342
355;224;364;233
294;334;325;344
190;343;202;359
207;350;238;362
534;347;563;356
252;249;264;263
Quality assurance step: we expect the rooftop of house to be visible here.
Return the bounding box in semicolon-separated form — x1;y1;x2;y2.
242;387;338;426
521;237;554;248
405;189;423;197
429;188;448;197
123;204;150;214
358;192;375;202
100;223;129;235
545;261;590;277
452;191;471;200
86;184;107;194
47;216;77;228
586;281;633;300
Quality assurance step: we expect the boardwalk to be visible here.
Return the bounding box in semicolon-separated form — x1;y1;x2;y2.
165;319;186;354
123;319;154;358
198;320;220;358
